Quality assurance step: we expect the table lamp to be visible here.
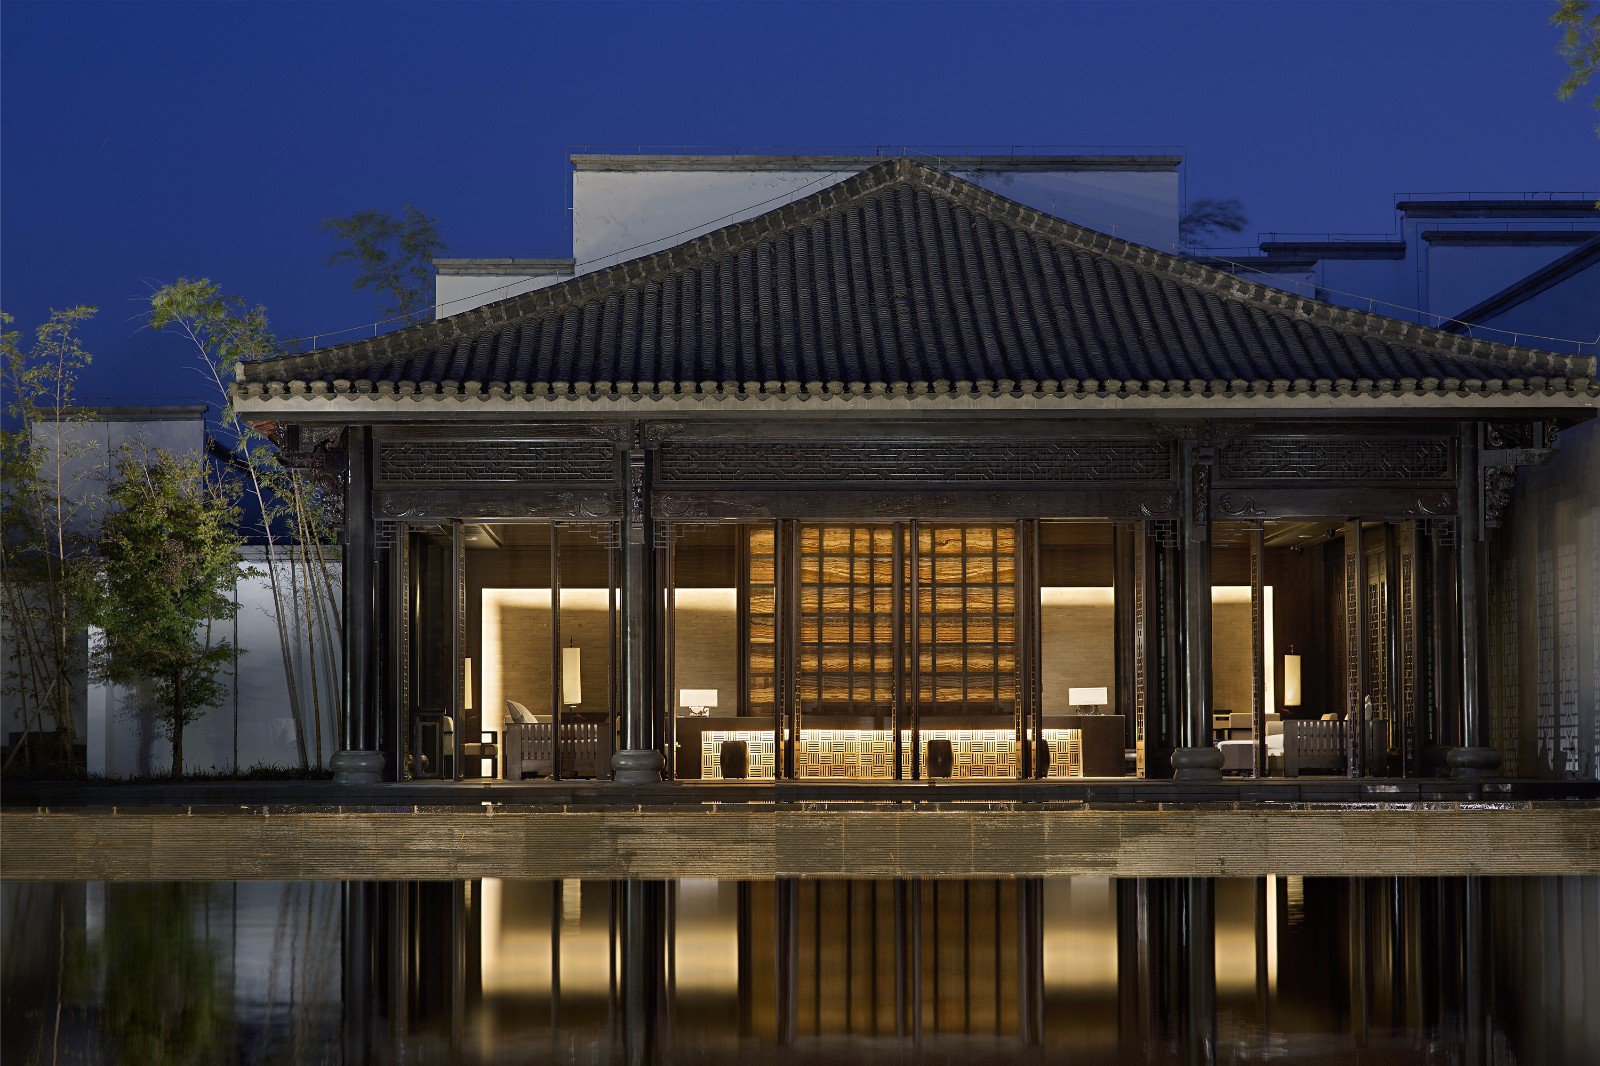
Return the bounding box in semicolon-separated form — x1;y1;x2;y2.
680;689;719;717
1069;686;1108;713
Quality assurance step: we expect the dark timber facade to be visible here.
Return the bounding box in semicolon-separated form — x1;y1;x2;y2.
232;160;1599;788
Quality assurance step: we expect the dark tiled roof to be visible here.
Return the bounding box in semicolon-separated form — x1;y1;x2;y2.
241;161;1594;399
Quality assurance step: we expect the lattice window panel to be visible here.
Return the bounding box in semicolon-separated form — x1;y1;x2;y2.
1538;548;1556;768
1133;532;1147;753
1366;567;1388;719
1345;545;1361;719
1488;555;1520;775
744;523;1019;717
1399;548;1420;774
910;524;1017;708
1593;524;1600;779
801;524;902;711
745;528;778;714
1559;543;1579;776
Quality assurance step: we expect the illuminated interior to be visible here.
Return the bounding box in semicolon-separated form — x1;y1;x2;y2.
403;516;1406;782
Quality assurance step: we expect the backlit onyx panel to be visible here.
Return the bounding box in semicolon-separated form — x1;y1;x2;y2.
744;524;1019;719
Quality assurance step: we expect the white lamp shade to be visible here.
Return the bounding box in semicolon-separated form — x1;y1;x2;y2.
561;647;582;706
680;688;719;710
462;658;473;711
1068;686;1108;706
1283;654;1302;707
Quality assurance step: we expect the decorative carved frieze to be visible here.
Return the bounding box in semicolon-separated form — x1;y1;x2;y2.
376;488;617;521
653;488;1180;521
657;438;1174;485
376;438;615;484
1219;435;1453;483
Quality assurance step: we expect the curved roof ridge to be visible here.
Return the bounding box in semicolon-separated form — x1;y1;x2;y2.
904;164;1589;379
241;160;918;384
241;158;1594;388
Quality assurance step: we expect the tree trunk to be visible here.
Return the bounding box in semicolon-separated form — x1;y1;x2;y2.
171;674;184;779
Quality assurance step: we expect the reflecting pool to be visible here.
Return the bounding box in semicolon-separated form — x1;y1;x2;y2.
4;877;1597;1064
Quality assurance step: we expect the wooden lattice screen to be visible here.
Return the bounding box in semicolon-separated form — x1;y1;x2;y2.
744;523;1017;716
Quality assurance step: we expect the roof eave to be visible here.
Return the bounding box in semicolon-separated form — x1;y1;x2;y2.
232;378;1600;422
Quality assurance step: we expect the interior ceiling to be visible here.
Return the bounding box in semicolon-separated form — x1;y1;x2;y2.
1261;521;1343;549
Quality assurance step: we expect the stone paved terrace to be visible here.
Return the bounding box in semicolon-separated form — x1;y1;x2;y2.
4;778;1598;881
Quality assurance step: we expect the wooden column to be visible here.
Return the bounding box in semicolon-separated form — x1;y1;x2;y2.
1173;440;1222;780
1250;526;1266;778
613;438;665;783
1344;520;1368;779
332;426;384;784
1449;423;1502;779
449;520;464;781
1396;524;1422;779
1427;524;1459;759
550;524;564;781
1114;523;1141;752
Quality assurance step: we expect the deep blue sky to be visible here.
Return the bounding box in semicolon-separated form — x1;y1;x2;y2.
3;1;1596;406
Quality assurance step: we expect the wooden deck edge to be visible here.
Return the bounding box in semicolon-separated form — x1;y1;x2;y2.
4;806;1597;881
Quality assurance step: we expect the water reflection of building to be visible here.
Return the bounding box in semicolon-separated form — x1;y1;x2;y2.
6;876;1600;1062
314;876;1598;1063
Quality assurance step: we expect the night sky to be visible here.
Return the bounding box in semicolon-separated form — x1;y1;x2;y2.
3;1;1596;407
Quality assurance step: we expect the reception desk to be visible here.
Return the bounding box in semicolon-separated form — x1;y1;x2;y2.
1048;714;1127;777
672;714;1125;780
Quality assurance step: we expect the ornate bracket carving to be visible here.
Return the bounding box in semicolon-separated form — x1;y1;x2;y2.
1216;492;1265;518
626;451;648;542
1138;492;1179;519
1480;424;1556;529
252;421;346;527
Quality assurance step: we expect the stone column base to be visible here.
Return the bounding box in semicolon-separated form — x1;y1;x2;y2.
1446;746;1503;780
612;749;665;785
330;750;385;785
1172;746;1225;782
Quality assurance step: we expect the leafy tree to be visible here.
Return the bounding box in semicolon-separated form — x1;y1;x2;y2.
1179;197;1249;247
150;278;342;769
321;205;445;323
64;884;237;1063
82;447;244;777
1554;0;1600;134
0;306;97;773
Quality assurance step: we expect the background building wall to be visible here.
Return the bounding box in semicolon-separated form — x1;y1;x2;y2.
85;551;342;776
6;408;340;776
1488;417;1600;779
